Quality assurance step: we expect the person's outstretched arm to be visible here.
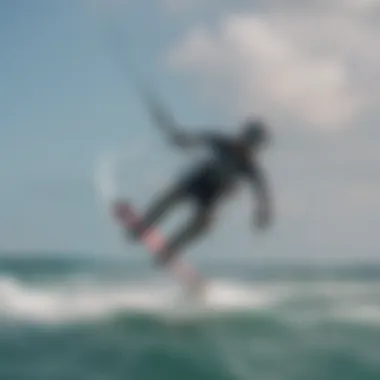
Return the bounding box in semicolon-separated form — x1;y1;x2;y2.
143;89;211;149
246;164;273;230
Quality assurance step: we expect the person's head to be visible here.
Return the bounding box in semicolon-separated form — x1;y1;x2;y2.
239;117;270;150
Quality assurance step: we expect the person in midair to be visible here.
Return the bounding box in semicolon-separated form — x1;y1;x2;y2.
114;94;273;266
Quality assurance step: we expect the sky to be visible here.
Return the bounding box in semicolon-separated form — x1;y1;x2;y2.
0;0;379;262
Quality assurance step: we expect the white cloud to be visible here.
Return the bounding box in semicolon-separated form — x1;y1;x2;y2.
167;0;380;130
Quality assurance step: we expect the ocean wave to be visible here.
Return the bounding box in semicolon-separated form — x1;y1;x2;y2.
0;274;379;327
0;276;281;325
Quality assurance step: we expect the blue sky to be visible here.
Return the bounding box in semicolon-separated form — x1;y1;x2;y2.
1;0;379;261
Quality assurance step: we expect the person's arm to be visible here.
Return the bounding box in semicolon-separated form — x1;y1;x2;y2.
142;88;210;149
246;164;273;229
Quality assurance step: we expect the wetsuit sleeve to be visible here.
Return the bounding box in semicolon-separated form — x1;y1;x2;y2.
149;100;219;149
144;91;210;148
245;163;273;227
143;86;221;149
170;130;220;149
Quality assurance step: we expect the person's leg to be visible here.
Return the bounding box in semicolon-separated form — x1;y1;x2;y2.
155;204;214;265
140;183;184;232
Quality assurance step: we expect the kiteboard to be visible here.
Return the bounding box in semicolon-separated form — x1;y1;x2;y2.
111;199;204;293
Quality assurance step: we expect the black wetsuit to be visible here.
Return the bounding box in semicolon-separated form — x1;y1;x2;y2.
135;132;265;265
179;133;256;208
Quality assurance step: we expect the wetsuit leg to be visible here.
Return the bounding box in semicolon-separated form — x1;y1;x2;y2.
155;205;214;265
154;165;228;264
140;184;184;232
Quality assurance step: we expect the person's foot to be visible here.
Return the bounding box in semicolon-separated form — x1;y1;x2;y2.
113;200;132;221
113;200;146;242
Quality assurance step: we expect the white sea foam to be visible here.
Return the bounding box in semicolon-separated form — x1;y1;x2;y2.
1;274;379;326
0;276;281;324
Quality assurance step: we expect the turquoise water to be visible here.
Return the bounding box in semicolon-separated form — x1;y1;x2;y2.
1;255;380;380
